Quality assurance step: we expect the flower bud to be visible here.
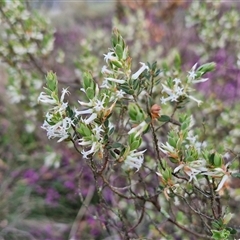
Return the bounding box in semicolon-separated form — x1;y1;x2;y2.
151;104;161;120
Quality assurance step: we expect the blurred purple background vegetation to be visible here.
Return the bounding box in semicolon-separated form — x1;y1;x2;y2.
1;0;240;239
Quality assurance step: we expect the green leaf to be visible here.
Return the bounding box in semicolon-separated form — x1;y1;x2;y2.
132;79;140;90
111;142;124;149
77;124;92;137
214;153;222;167
109;127;115;136
174;52;181;71
83;72;94;90
112;60;123;68
85;88;95;100
208;153;215;165
151;61;157;71
130;139;141;151
158;115;170;122
168;137;176;148
111;29;118;48
66;106;74;118
110;150;117;158
197;62;216;76
211;230;222;239
226;227;237;235
181;122;188;131
46;71;58;92
115;44;123;60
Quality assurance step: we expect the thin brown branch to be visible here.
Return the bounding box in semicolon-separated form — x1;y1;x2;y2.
168;218;212;239
100;175;136;200
150;122;165;169
97;148;109;175
127;205;145;233
205;176;218;219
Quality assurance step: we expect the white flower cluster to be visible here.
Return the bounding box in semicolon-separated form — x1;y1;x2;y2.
123;149;146;171
101;60;149;89
160;63;208;106
78;124;104;159
73;44;149;169
160;131;231;192
38;88;74;142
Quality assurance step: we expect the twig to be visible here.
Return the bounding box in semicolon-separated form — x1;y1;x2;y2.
150;123;165;169
68;185;95;240
205;176;217;219
168;218;212;239
100;175;136;200
127;205;145;233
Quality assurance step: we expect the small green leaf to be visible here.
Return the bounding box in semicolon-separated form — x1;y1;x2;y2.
181;122;188;131
77;124;92;137
214;153;222;167
111;29;118;48
66;106;74;118
109;127;115;136
86;88;95;100
130;139;141;151
83;72;93;90
111;142;124;149
174;52;181;71
197;62;216;76
208;153;215;165
226;227;237;235
112;60;123;68
115;44;123;60
158;115;170;122
168;137;176;148
46;71;58;92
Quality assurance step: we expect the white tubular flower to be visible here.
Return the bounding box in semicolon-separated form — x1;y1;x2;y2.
160;83;184;104
92;124;104;139
160;96;172;105
105;77;126;84
103;52;118;63
173;78;181;85
132;62;149;80
162;84;173;95
159;142;176;155
82;113;98;125
75;108;93;115
38;92;57;104
192;78;208;84
187;95;203;106
184;166;201;182
79;138;104;159
203;163;231;192
123;149;146;171
128;121;148;137
101;65;114;75
215;175;229;192
60;88;70;102
174;160;207;182
42;116;73;142
75;95;107;124
116;89;125;99
188;63;209;84
188;63;198;80
78;139;92;146
100;79;110;89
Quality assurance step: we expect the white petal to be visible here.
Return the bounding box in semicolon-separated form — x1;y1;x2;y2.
216;174;229;192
